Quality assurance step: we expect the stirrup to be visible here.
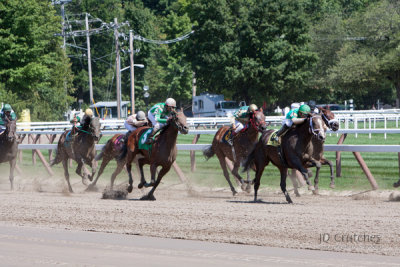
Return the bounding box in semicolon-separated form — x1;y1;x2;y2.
144;138;154;145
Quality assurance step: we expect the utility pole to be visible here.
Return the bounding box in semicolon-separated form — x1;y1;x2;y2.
85;13;94;105
114;18;121;119
129;30;135;115
60;3;66;48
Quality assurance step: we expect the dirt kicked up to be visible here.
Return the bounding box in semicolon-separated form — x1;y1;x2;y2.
0;176;399;257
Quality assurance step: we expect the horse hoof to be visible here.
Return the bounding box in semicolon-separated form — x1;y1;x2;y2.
88;175;93;182
137;183;144;189
295;192;301;197
393;182;400;188
308;185;315;191
140;194;156;201
312;190;319;195
245;184;252;193
127;185;133;193
232;190;238;196
330;183;335;189
144;183;153;188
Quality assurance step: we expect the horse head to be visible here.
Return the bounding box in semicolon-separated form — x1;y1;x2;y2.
249;108;267;132
170;110;189;134
309;114;327;142
4;119;17;142
318;107;339;131
89;117;101;141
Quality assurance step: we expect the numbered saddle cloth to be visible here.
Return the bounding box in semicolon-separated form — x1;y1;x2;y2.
267;130;280;147
222;129;233;145
138;128;153;150
111;134;125;151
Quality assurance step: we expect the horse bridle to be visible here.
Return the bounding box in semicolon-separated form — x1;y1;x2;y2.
170;112;186;132
249;112;265;132
309;115;324;137
320;111;339;131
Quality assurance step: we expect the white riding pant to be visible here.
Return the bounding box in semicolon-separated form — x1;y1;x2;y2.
282;119;294;127
234;120;244;134
147;111;166;132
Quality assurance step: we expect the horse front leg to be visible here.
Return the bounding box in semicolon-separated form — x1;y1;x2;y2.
75;159;88;186
62;159;73;193
291;158;315;193
279;167;292;204
9;158;16;190
141;165;171;201
313;162;322;195
289;169;301;197
322;158;335;189
137;158;148;189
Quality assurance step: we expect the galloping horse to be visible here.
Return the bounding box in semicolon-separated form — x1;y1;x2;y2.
290;107;339;195
121;110;189;200
203;109;267;195
51;117;101;193
0;119;18;190
243;114;326;203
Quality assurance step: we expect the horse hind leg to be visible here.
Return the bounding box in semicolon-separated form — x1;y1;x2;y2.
217;154;237;195
323;158;335;189
9;159;16;190
289;169;301;197
88;155;112;190
230;161;248;193
62;159;73;193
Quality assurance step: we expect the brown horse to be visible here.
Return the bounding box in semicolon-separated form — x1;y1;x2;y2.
0;119;18;190
51;117;101;193
120;110;189;200
203;109;267;195
243;114;326;203
87;133;126;190
290;107;339;195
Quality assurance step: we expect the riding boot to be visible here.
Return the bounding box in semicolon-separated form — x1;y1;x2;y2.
272;125;290;141
144;129;156;144
123;131;131;144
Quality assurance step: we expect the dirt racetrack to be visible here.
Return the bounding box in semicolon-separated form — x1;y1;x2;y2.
0;175;400;257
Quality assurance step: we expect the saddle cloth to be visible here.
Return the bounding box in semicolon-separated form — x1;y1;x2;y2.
222;129;233;145
112;134;125;150
138;128;153;150
267;130;280;147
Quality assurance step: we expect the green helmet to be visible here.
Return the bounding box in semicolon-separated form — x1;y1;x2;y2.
3;104;12;112
299;104;311;115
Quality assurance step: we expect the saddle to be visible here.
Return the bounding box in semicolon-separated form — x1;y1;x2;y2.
138;128;154;151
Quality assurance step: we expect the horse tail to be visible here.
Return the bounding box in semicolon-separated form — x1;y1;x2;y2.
50;148;63;166
203;145;215;160
243;148;256;172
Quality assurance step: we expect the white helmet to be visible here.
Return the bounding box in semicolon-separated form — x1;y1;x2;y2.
165;98;176;108
291;103;300;110
248;104;258;112
136;110;146;121
85;108;93;117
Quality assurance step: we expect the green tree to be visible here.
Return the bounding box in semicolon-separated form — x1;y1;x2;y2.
0;0;74;120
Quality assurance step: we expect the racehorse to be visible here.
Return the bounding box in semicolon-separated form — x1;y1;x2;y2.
203;109;267;195
88;133;130;190
121;110;189;200
243;114;326;203
289;107;339;195
0;119;18;190
51;117;101;193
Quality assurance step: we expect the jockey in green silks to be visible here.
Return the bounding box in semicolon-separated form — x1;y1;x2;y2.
144;98;176;144
0;104;17;134
227;104;258;145
271;104;311;141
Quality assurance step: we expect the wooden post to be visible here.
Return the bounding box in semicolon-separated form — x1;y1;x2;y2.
353;152;378;190
336;133;347;177
172;162;187;183
18;134;26;163
190;134;200;172
35;149;54;176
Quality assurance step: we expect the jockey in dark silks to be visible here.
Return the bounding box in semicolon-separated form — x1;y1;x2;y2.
70;108;94;136
0;104;17;134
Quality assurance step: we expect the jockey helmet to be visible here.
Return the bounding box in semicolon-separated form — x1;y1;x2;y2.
165;98;176;108
248;104;258;112
291;103;300;110
3;104;12;112
85;108;93;117
299;104;311;115
137;110;146;121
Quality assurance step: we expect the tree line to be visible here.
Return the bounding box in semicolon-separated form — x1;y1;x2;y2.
0;0;399;121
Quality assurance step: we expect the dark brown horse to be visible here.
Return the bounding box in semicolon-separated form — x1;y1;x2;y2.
0;119;18;190
121;110;189;200
243;114;326;203
51;117;101;193
290;107;339;195
203;109;267;195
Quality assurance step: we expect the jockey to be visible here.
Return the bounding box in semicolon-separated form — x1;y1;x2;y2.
228;104;258;145
70;108;93;134
272;104;311;141
123;110;148;142
144;98;176;144
0;104;17;134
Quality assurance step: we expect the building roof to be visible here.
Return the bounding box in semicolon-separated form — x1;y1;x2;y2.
90;101;130;108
